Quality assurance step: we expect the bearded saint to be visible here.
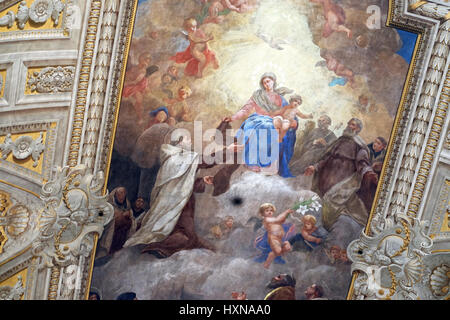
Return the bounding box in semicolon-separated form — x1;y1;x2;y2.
304;118;378;248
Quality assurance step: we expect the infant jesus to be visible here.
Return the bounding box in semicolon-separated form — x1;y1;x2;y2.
271;95;313;142
259;203;294;268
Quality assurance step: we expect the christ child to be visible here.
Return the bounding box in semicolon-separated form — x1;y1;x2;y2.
182;18;219;78
272;95;313;142
259;203;294;269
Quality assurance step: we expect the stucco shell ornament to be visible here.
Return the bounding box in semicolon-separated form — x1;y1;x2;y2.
430;264;450;297
29;0;53;24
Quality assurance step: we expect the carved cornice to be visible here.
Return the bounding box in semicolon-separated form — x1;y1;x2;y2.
81;0;120;170
66;0;103;168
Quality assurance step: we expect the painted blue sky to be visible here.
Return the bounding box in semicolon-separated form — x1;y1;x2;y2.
395;29;417;64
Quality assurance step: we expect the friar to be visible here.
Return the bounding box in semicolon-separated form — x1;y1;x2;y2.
123;120;241;258
304;118;378;247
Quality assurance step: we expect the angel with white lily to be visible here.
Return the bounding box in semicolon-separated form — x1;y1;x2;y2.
289;195;328;251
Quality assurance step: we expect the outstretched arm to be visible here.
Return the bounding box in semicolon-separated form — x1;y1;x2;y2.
295;110;313;119
271;209;293;224
230;98;257;121
301;229;322;244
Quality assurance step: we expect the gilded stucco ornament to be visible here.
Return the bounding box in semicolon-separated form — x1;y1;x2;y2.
0;11;15;28
32;165;113;269
27;66;75;94
0;204;30;237
0;133;45;167
16;0;29;29
0;275;25;300
348;215;434;299
0;0;64;30
429;264;449;297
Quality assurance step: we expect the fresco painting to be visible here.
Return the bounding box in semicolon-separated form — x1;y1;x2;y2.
89;0;417;300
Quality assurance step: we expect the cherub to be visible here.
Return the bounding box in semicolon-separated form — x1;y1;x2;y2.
160;73;175;99
321;50;355;87
202;0;252;24
122;65;160;121
259;203;294;269
325;245;342;264
339;249;350;263
124;52;152;85
289;215;326;251
310;0;352;38
271;95;313;142
165;86;193;123
208;216;235;239
170;18;219;78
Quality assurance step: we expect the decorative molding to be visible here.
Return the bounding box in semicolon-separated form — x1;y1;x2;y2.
0;274;25;300
0;69;4;98
0;190;11;254
96;0;135;175
429;264;449;297
0;121;58;185
0;133;45;167
81;0;120;170
26;66;75;94
0;0;71;42
0;189;31;254
66;0;103;168
344;0;450;299
428;178;450;241
348;215;434;299
0;0;64;29
31;164;112;299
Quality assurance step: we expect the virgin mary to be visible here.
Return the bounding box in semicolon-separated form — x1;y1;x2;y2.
226;72;297;177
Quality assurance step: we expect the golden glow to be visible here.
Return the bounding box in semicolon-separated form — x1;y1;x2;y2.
0;268;28;300
0;130;47;173
0;0;65;33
